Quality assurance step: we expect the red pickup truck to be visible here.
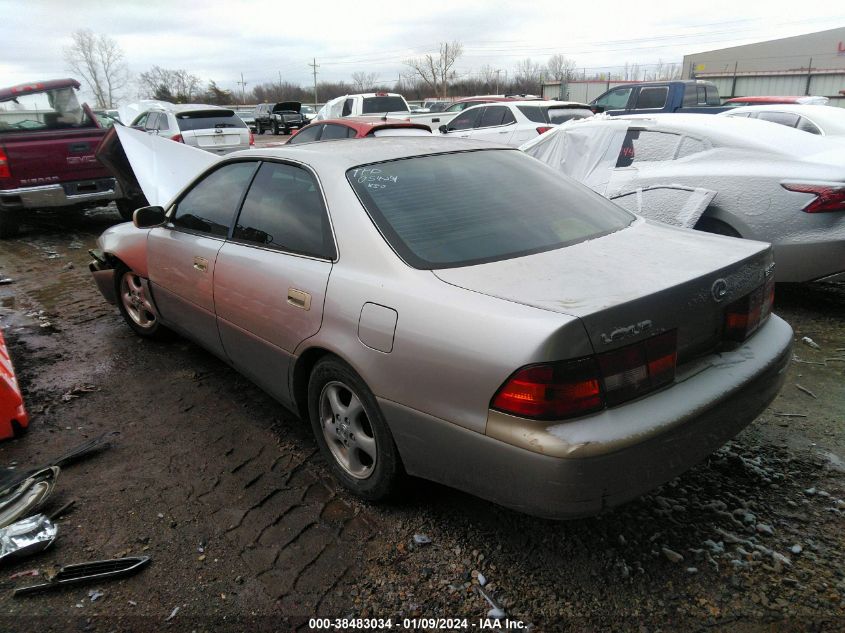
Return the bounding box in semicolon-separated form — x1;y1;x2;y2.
0;78;125;238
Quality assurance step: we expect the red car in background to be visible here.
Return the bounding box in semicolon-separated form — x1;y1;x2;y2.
724;95;829;107
0;79;124;237
288;117;432;144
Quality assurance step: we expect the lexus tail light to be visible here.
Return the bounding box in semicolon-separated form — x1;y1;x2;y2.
782;183;845;213
536;126;553;135
170;134;184;143
492;330;678;420
724;278;775;341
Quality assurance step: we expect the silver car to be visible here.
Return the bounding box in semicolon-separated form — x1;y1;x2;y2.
129;105;252;155
522;114;845;283
90;138;792;519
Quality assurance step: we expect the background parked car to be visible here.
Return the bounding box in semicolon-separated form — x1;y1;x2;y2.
288;117;431;144
521;113;845;283
300;105;317;123
91;132;791;519
409;94;545;130
0;78;124;237
438;100;593;147
723;95;829;107
254;102;306;135
315;92;411;121
130;105;253;155
589;80;730;115
718;104;845;136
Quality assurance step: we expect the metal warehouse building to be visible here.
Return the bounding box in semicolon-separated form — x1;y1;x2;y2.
683;27;845;106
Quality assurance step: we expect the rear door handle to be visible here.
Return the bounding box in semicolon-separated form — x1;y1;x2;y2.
287;288;311;310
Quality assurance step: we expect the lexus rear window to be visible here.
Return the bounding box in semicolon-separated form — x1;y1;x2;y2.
348;150;633;269
361;97;408;114
176;112;247;131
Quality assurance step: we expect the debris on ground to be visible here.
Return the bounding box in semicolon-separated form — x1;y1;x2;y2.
0;278;13;286
13;556;151;596
0;467;59;528
88;589;104;602
0;514;58;563
801;336;821;350
795;384;818;399
165;605;180;621
61;384;98;402
413;534;431;545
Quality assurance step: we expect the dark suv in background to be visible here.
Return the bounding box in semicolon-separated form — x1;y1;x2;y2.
254;102;306;135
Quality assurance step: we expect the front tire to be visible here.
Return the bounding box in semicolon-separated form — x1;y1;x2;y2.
272;121;279;135
256;121;263;135
308;357;403;501
115;265;168;339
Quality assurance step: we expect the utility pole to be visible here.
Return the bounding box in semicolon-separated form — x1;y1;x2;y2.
308;58;319;107
278;71;283;98
236;73;247;105
494;69;502;94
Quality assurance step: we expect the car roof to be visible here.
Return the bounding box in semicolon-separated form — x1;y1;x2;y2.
576;112;838;156
312;117;430;131
229;137;506;168
725;96;811;104
0;78;81;101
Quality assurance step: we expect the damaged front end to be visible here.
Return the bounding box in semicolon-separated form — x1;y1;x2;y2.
88;248;117;305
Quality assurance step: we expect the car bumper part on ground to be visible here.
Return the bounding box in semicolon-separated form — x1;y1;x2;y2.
383;315;793;519
0;326;29;440
0;179;120;210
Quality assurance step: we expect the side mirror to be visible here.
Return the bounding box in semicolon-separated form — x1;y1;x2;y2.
591;105;604;114
438;125;448;134
133;205;166;229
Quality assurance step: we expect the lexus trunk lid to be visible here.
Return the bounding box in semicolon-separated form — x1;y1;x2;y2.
433;220;773;360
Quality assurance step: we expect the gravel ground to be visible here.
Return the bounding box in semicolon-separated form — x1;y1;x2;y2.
0;208;842;632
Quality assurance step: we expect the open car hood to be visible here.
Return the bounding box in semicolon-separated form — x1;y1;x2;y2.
97;126;219;208
0;78;81;102
274;101;301;113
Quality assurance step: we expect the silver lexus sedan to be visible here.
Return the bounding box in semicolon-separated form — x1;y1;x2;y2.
90;139;792;519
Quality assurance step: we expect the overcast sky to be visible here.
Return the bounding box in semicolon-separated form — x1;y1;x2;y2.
2;0;843;102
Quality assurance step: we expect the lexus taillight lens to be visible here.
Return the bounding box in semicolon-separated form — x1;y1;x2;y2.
0;148;9;179
170;134;184;143
536;126;553;135
782;183;845;213
492;330;677;420
724;278;775;341
249;131;255;146
597;330;677;406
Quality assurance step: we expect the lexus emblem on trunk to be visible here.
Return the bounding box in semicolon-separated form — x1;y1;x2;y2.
711;279;728;302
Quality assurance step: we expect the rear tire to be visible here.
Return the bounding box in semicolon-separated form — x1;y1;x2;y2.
256;121;263;135
0;209;20;239
308;356;403;501
272;121;279;135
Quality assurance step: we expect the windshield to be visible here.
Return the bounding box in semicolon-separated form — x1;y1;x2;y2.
0;87;95;133
176;111;247;131
348;150;633;269
361;96;408;114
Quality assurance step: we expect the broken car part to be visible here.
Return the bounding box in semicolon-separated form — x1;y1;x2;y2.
0;467;59;528
13;555;150;596
0;431;115;492
0;514;57;564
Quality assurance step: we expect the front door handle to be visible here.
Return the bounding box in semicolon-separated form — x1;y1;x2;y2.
287;288;311;310
193;256;208;273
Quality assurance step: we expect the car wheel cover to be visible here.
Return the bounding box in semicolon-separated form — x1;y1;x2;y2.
120;272;156;329
319;380;377;479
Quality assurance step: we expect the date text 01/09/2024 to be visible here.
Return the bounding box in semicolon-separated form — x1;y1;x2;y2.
308;617;528;629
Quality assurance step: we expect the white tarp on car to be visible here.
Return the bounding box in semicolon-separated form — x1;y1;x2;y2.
115;125;219;208
521;121;714;229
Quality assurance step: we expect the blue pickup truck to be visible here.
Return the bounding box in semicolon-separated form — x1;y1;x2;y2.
590;80;732;116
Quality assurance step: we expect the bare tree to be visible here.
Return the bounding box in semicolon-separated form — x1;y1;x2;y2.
512;58;544;94
63;29;130;108
547;54;576;99
137;66;202;103
351;71;380;92
403;41;463;98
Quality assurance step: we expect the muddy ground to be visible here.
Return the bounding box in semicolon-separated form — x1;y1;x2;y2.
0;207;842;633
